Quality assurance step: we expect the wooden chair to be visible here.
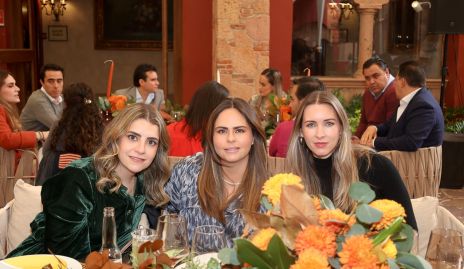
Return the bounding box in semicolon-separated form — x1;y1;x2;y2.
0;148;38;207
378;146;442;198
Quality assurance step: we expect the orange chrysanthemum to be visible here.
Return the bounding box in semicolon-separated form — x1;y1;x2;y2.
294;225;336;257
369;199;406;230
250;228;277;251
311;196;322;211
108;95;127;112
291;248;330;269
318;209;356;234
338;235;379;269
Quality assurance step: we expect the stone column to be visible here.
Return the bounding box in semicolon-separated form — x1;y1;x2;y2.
213;0;270;100
353;0;389;78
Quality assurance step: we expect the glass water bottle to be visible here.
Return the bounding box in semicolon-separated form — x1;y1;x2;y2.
100;207;122;263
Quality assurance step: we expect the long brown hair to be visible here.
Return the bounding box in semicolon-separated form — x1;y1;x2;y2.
198;98;268;223
286;91;373;210
0;70;22;131
94;103;170;206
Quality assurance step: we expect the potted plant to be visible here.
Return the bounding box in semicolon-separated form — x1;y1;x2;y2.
441;106;464;189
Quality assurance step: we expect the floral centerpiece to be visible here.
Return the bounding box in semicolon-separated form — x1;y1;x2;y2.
98;95;134;118
212;173;431;269
260;93;292;138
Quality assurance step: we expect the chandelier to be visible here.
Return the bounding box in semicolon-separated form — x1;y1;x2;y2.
329;1;354;20
41;0;67;21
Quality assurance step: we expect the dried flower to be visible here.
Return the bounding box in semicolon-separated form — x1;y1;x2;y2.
318;209;356;234
294;225;337;257
291;248;330;269
262;173;304;206
369;199;406;230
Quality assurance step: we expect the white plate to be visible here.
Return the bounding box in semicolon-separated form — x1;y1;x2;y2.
0;254;82;269
175;253;218;269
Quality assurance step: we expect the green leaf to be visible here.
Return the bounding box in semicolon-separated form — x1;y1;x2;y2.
206;258;221;269
387;258;400;269
355;204;382;224
336;235;345;252
346;223;368;237
329;257;341;269
218;248;240;266
396;252;432;269
393;224;414;252
267;234;295;269
372;217;404;246
349;182;375;203
319;195;335;210
261;196;274;211
235;239;273;269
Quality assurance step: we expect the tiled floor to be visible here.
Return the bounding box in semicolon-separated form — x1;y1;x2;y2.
439;188;464;224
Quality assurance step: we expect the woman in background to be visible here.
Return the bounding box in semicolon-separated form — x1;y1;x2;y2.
36;82;103;185
167;81;229;156
0;70;48;206
286;91;417;230
8;104;170;260
249;68;284;121
164;98;268;246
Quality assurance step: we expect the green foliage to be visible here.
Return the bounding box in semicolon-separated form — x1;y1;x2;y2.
444;106;464;134
332;89;362;133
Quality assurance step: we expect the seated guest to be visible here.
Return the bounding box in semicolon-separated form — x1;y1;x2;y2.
20;64;64;131
7;104;170;260
36;83;104;185
287;91;417;230
353;56;398;139
0;70;48;206
115;63;173;122
269;77;324;157
167;81;229;156
164;98;268;246
249;68;284;120
360;61;444;151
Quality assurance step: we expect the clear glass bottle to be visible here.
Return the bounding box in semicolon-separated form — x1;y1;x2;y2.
100;207;122;263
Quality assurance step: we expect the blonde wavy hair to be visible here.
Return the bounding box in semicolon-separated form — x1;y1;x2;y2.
286;91;374;211
198;98;269;223
94;103;170;206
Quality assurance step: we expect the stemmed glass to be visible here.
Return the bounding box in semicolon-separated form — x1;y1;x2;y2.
425;228;463;269
130;226;156;265
191;225;227;256
156;214;190;267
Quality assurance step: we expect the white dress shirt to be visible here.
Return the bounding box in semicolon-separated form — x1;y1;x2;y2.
396;88;421;122
135;87;155;105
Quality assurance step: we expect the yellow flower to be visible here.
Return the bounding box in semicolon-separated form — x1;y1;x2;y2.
294;225;337;257
261;173;304;206
250;228;277;251
382;239;397;259
318;209;356;234
339;235;379;269
369;200;406;230
291;248;330;269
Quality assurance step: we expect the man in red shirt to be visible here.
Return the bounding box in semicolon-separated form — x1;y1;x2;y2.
353;56;398;139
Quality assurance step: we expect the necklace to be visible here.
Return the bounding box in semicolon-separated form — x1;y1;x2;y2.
223;177;241;187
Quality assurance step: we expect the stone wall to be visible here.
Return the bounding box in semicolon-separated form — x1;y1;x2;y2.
214;0;270;100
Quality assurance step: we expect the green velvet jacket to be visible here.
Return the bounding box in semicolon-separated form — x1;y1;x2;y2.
7;157;145;260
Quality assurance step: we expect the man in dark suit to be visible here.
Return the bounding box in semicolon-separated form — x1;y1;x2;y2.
360;61;444;151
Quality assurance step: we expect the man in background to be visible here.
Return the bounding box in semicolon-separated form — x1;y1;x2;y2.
360;61;444;151
20;64;64;131
115;63;172;121
353;56;398;139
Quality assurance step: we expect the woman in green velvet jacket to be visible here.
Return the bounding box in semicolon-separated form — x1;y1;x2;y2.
7;103;170;260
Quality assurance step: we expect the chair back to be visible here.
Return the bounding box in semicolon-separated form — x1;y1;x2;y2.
379;146;442;198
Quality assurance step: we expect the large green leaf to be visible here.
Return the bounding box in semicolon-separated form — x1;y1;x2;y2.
346;223;368;237
261;196;274;211
218;248;240;266
236;239;273;269
356;204;382;224
372;217;403;246
349;182;375;203
387;258;400;269
319;195;335;210
267;234;295;269
393;223;414;252
329;257;341;269
396;252;432;269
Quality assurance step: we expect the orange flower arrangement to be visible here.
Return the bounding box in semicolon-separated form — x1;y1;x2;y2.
217;174;430;269
108;95;127;112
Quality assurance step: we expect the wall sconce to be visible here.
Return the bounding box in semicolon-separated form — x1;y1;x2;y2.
329;1;354;20
411;1;431;13
41;0;67;21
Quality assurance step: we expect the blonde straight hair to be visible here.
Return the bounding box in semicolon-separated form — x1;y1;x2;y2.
198;98;269;223
286;91;373;211
94;103;170;206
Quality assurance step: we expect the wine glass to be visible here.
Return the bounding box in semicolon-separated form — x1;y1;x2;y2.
130;226;156;265
156;214;190;267
191;225;227;256
425;228;463;269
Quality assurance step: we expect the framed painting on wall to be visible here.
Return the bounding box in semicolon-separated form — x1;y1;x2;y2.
95;0;173;50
